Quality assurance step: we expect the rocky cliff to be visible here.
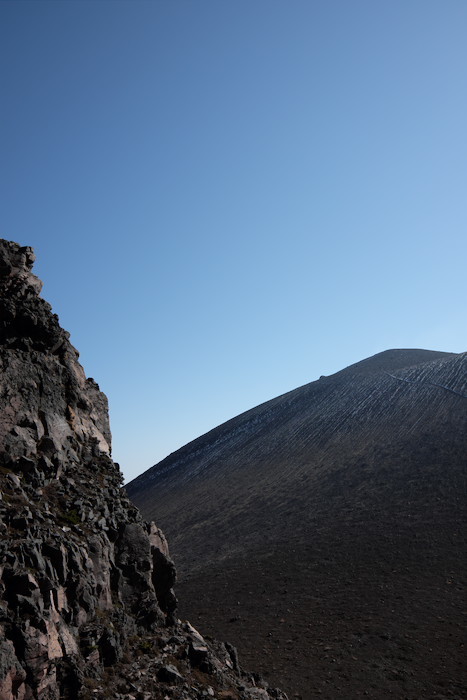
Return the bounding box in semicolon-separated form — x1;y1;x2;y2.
0;240;286;700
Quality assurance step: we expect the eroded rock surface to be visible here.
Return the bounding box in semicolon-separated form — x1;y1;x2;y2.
0;240;287;700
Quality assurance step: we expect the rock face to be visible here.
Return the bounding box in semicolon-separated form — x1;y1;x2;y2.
0;240;287;700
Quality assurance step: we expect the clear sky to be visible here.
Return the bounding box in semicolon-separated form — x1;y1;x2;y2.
1;0;466;482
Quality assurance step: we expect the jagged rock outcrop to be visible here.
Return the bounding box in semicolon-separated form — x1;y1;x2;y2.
0;240;287;700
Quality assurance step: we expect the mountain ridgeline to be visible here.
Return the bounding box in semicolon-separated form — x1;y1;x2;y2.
128;348;467;699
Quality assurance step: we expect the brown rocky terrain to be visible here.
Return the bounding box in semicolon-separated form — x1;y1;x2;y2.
128;349;467;699
0;239;287;700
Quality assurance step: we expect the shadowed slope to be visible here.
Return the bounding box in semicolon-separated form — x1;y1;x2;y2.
128;349;467;699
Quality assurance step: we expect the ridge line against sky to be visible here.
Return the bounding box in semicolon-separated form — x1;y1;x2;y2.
1;0;466;481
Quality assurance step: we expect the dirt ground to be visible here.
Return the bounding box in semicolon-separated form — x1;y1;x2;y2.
177;518;466;700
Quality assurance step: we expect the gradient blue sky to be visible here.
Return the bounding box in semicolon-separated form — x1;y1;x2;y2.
1;0;466;482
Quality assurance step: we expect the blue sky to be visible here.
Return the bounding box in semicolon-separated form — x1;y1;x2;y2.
1;0;466;482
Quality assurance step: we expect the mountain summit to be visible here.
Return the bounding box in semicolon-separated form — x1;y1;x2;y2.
128;347;467;699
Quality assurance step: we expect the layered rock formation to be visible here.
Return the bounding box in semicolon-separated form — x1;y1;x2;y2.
0;240;286;700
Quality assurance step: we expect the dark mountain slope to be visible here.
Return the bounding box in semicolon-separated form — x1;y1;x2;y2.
128;349;467;699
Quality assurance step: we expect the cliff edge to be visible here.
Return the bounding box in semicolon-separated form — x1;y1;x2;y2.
0;240;286;700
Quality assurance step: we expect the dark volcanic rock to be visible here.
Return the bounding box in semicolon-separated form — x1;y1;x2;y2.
0;240;287;700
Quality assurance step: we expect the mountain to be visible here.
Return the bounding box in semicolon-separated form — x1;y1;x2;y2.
128;348;467;699
0;239;286;700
